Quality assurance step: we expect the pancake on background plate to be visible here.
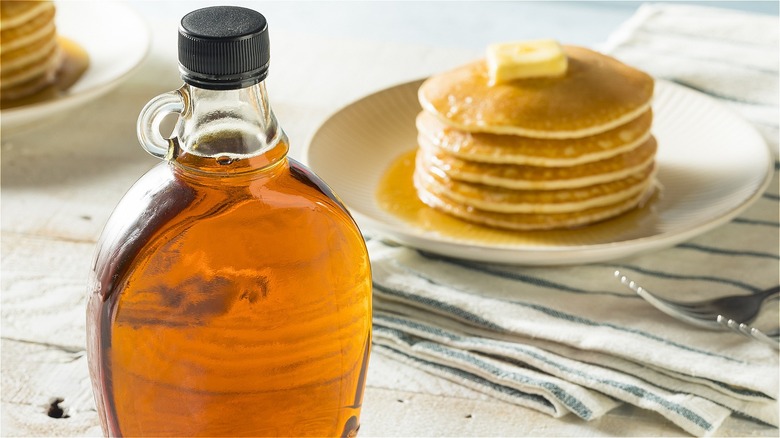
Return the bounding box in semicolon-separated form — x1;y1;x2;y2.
413;40;658;231
1;0;63;102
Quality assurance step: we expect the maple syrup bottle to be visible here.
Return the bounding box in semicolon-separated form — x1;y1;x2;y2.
86;6;372;437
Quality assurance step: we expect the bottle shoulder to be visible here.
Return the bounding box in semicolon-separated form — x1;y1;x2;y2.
109;158;354;223
287;158;350;213
167;156;354;220
91;159;366;299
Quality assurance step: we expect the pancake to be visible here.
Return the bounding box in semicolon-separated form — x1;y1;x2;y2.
418;46;654;139
1;0;62;101
0;0;51;27
416;109;653;166
407;41;658;231
418;134;657;190
416;181;655;231
415;151;656;214
1;32;59;81
1;1;55;52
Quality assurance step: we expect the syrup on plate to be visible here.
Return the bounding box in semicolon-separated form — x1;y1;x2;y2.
1;37;89;110
375;148;658;247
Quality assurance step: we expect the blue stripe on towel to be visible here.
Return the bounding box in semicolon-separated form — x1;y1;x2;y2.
676;243;779;259
708;380;775;401
375;317;715;431
376;313;769;401
373;282;506;332
732;217;780;227
515;302;744;364
373;282;744;364
762;192;780;202
416;253;633;298
606;264;764;293
497;346;767;412
376;326;592;419
373;344;556;411
426;344;595;420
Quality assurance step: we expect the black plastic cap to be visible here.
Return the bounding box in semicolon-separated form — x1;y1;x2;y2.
178;6;270;89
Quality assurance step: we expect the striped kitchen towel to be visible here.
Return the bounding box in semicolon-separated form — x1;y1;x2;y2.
369;4;779;437
602;2;779;155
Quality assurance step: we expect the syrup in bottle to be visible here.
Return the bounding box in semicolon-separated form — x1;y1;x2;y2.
86;6;372;437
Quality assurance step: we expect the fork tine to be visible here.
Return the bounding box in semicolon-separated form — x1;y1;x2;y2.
746;326;780;350
737;323;753;336
614;271;723;329
714;316;779;350
654;304;715;316
614;271;716;312
716;315;746;336
641;300;720;319
615;271;779;348
723;317;780;349
764;328;780;339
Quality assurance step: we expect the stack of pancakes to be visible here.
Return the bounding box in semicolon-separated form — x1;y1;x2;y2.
414;46;657;230
1;0;62;102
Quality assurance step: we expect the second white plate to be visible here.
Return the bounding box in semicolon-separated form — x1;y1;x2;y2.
1;1;150;131
306;79;773;265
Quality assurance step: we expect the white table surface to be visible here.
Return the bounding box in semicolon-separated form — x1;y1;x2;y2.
1;1;777;436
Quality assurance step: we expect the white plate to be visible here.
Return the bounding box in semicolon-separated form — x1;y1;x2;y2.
1;1;150;131
305;79;773;265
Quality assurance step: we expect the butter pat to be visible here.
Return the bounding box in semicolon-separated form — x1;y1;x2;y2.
487;39;568;85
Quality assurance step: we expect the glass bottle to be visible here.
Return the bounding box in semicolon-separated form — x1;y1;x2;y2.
86;6;372;437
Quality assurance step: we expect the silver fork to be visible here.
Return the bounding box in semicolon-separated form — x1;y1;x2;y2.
614;270;779;348
716;316;780;349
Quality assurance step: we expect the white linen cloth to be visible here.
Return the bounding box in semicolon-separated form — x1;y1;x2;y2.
602;3;779;154
368;4;779;436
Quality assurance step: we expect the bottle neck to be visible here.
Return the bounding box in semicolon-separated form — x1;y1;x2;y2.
172;81;288;174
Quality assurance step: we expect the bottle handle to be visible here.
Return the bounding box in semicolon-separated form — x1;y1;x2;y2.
136;90;185;159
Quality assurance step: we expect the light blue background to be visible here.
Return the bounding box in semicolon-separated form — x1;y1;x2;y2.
134;1;779;50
